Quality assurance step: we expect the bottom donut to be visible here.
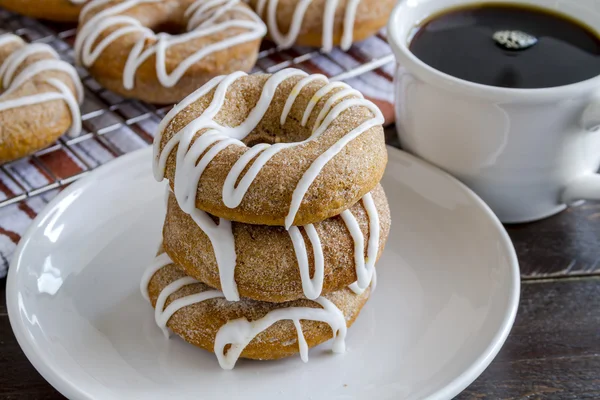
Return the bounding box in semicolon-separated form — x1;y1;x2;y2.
142;252;371;370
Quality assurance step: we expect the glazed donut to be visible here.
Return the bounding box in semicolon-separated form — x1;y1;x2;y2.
154;69;387;227
142;255;370;369
0;0;88;22
163;184;390;302
248;0;397;51
74;0;266;104
0;34;83;163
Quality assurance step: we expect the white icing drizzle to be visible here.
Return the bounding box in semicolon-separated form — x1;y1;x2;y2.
70;0;88;3
140;252;173;301
254;0;362;52
340;192;379;290
164;161;238;305
153;68;383;230
155;277;223;338
214;296;346;369
280;73;327;125
349;268;376;295
187;206;239;302
75;0;266;90
142;256;348;370
290;191;380;298
0;33;22;48
284;102;382;228
0;34;83;137
289;224;324;300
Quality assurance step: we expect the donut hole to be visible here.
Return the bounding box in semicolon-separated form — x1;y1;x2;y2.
152;21;187;36
209;74;318;148
128;4;189;36
243;135;275;148
241;122;314;148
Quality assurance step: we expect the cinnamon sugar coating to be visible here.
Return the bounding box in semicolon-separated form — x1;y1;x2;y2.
159;73;387;226
163;184;390;303
147;262;370;361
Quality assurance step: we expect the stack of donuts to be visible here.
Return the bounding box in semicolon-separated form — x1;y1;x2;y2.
142;68;390;369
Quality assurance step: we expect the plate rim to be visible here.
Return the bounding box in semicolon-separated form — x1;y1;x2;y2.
6;146;520;400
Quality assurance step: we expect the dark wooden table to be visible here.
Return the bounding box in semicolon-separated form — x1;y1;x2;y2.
1;132;599;399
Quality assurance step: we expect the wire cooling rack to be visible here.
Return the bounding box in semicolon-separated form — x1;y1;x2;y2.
0;8;395;209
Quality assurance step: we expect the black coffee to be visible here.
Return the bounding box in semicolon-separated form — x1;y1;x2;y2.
408;3;600;88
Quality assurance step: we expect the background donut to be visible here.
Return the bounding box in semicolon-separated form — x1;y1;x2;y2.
0;0;88;22
0;34;83;163
249;0;397;51
75;0;266;103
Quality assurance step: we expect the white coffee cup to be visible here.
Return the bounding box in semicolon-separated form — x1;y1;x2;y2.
388;0;600;223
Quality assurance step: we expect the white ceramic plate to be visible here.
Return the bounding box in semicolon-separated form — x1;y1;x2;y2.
7;147;519;400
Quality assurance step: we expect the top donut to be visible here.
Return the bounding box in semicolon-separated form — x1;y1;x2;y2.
154;68;387;227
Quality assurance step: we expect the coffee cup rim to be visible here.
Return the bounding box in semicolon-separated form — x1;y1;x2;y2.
387;0;600;102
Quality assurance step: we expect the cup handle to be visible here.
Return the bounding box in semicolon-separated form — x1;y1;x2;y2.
581;99;600;132
561;101;600;205
562;174;600;205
